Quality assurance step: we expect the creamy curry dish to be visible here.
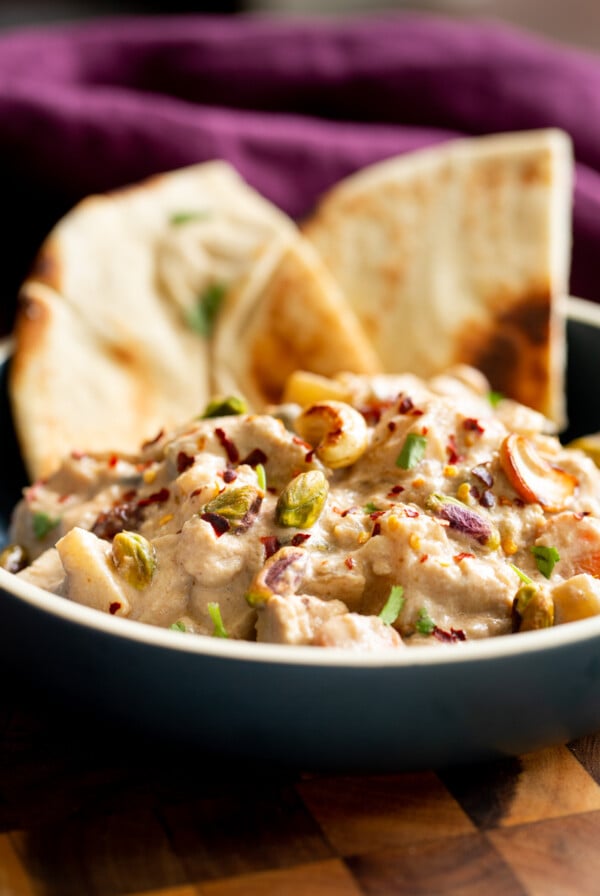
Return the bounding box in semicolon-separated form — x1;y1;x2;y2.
4;366;600;650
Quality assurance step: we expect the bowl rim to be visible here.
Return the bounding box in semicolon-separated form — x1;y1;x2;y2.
3;296;600;670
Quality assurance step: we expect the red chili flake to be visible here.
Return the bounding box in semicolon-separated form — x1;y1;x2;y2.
223;468;238;483
91;501;143;540
372;521;382;537
241;448;268;468
369;510;386;521
387;485;405;497
454;552;475;563
109;602;122;615
421;426;429;435
260;535;281;559
446;433;464;465
340;506;358;518
433;626;467;643
177;451;194;474
419;554;429;563
403;507;420;518
292;436;313;451
141;429;164;449
409;408;424;417
201;512;230;537
108;454;119;468
58;493;71;504
305;448;316;463
463;418;484;434
398;395;414;414
122;489;138;502
387;421;397;432
137;488;170;507
359;398;394;425
291;533;311;546
215;427;240;464
345;556;356;569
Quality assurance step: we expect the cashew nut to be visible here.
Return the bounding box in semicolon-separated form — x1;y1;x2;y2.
294;400;368;469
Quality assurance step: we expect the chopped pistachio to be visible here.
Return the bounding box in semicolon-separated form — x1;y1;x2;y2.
256;463;267;492
111;531;157;589
426;493;500;549
512;583;554;632
276;470;329;529
488;390;504;408
203;486;262;530
170;620;188;632
201;395;247;418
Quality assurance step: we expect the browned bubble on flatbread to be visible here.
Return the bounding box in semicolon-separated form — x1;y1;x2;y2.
303;129;573;427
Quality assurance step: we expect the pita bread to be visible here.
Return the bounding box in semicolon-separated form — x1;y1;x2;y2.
302;129;573;426
211;233;381;410
9;161;297;481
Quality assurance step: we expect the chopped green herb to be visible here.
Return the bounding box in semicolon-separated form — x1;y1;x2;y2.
256;463;267;491
396;433;427;470
208;601;229;638
363;501;378;514
415;607;436;635
32;511;60;540
488;390;504;408
186;282;227;337
531;545;560;579
509;563;534;585
169;209;210;226
379;585;405;625
170;620;188;633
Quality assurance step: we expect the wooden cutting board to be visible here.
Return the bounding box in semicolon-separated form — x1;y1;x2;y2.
0;668;599;896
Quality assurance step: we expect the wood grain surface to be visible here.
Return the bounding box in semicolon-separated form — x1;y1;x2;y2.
0;668;599;896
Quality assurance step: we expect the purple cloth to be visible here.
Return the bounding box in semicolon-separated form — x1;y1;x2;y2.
1;11;600;333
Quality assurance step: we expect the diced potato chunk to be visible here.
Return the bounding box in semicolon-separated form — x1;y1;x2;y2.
56;527;131;616
551;574;600;625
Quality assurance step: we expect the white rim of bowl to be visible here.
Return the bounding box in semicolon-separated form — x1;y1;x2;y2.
2;298;600;669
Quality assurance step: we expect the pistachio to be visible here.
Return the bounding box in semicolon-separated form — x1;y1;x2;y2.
201;395;247;418
499;433;577;511
512;583;554;632
0;543;29;573
203;485;262;531
246;546;308;607
426;493;500;549
276;470;329;529
111;531;157;589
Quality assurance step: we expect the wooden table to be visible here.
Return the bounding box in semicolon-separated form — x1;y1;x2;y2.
1;669;599;896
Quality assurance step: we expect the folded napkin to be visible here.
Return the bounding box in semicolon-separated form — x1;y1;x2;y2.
1;11;600;335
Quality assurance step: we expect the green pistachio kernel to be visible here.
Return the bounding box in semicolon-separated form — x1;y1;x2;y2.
203;486;261;529
111;531;157;590
512;584;554;632
0;543;29;573
276;470;329;529
201;395;248;418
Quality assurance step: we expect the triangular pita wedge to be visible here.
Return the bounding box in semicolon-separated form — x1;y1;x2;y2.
10;161;297;481
211;233;382;410
302;129;573;426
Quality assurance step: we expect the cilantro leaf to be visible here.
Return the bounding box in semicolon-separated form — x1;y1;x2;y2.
379;585;405;625
531;545;560;579
32;511;60;540
396;433;427;470
170;620;188;633
256;463;267;491
186;283;227;337
208;601;229;638
488;390;504;408
363;501;378;514
415;607;436;635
